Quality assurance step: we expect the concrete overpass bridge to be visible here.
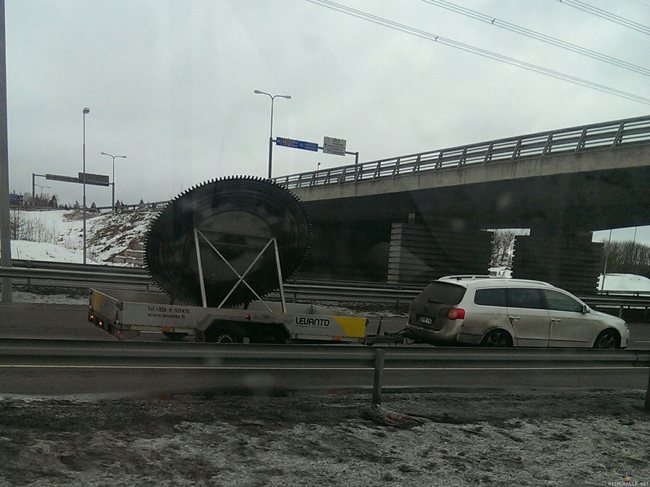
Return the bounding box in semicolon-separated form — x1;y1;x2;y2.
275;114;650;294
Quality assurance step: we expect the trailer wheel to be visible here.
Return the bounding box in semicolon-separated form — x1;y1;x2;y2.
206;324;244;343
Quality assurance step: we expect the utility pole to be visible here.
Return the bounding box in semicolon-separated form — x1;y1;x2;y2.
0;0;12;303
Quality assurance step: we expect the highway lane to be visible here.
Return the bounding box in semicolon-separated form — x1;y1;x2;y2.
1;303;649;397
0;365;648;397
0;302;115;341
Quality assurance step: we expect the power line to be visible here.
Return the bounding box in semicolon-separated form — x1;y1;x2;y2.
304;0;650;106
557;0;650;35
421;0;650;76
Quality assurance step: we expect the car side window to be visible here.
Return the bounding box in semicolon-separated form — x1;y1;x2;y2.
543;290;583;313
474;288;507;307
508;288;545;309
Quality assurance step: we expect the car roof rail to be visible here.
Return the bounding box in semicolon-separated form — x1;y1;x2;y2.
507;279;554;287
438;275;555;287
439;275;496;281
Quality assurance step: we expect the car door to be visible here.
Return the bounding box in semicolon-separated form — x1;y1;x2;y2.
543;289;593;347
506;287;550;346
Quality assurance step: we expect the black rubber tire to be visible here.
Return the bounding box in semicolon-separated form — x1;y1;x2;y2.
593;329;620;349
163;332;189;341
145;177;311;307
206;325;244;344
481;329;513;347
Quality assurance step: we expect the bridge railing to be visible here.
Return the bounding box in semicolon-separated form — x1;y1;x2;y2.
275;114;650;189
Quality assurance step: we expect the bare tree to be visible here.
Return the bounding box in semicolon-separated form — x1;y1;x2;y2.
490;230;517;267
604;240;650;277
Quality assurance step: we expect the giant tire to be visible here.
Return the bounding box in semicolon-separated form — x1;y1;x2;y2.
145;177;311;307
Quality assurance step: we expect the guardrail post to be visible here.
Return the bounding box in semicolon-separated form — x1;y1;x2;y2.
372;348;385;405
26;260;32;292
646;370;650;411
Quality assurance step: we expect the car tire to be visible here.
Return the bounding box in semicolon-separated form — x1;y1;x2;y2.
593;329;620;349
481;329;513;347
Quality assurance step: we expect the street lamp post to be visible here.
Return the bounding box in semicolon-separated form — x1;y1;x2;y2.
101;152;127;211
34;184;51;198
253;90;291;179
82;107;90;265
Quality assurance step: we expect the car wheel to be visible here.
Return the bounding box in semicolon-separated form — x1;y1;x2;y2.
481;329;513;347
593;329;620;349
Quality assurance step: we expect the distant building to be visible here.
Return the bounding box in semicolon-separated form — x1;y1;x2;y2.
9;193;24;206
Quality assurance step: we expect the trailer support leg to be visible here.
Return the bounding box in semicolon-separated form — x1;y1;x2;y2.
372;349;385;405
273;238;287;313
193;227;208;308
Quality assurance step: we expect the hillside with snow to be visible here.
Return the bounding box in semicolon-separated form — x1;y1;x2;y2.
8;208;158;266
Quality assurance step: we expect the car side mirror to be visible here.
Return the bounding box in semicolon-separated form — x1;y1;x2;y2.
582;305;589;314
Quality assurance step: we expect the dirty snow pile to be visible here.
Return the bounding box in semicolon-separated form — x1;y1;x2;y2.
0;391;648;486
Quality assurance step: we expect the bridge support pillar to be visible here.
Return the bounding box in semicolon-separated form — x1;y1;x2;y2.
511;231;603;295
387;222;492;287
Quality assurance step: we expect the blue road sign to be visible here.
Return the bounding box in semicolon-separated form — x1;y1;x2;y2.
276;137;319;152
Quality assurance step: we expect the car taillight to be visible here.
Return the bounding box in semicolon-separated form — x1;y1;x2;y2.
447;308;465;320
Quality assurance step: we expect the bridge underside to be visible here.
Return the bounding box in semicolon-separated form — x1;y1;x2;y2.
302;166;650;230
298;166;650;293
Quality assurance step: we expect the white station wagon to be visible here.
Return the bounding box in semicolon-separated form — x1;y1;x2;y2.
406;276;629;348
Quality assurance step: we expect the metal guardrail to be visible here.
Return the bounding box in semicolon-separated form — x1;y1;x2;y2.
2;263;650;313
0;266;150;284
11;259;147;275
0;338;648;407
274;114;650;189
0;337;647;365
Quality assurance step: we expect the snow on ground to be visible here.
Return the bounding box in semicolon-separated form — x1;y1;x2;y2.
10;291;87;305
6;208;158;265
599;273;650;292
0;391;648;486
490;268;650;293
10;240;96;264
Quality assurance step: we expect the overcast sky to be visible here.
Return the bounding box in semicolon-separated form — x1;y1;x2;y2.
5;0;650;241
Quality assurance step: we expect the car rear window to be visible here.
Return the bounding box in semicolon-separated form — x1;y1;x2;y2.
420;282;466;304
474;288;507;307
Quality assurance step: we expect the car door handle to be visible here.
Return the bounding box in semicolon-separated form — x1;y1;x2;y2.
510;316;521;321
551;318;561;323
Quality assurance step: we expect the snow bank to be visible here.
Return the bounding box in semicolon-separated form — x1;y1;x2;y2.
10;240;95;263
599;273;650;292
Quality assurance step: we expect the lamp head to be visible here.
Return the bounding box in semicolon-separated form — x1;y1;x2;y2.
83;107;90;114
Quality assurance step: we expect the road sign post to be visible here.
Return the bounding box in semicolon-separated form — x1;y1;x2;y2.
276;137;319;152
323;136;346;156
274;135;358;173
78;173;110;186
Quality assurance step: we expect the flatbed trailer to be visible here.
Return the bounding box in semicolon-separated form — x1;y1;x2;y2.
88;288;370;343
